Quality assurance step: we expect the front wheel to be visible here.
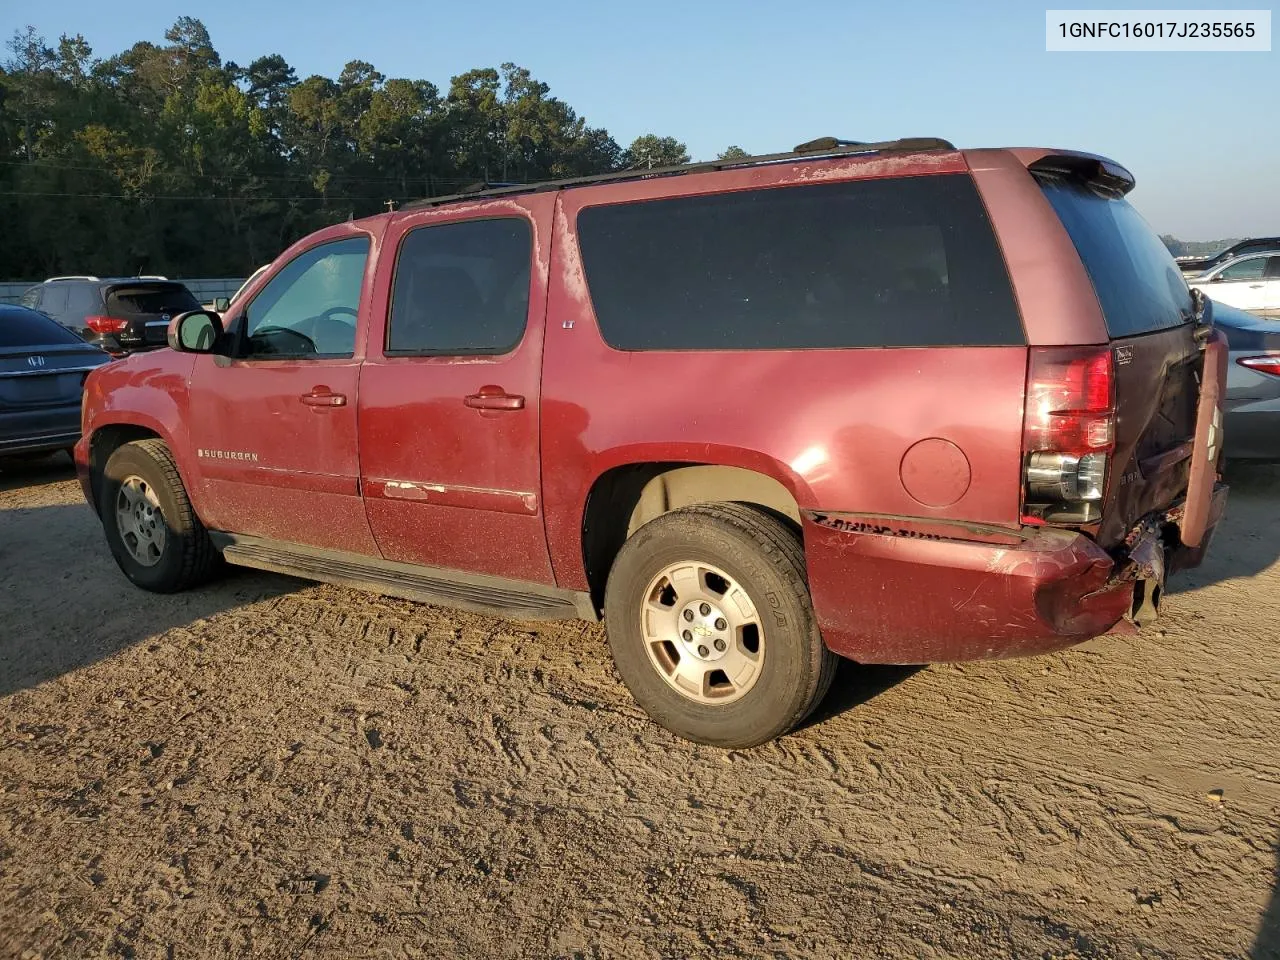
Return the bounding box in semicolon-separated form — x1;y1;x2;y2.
603;503;837;748
99;439;220;593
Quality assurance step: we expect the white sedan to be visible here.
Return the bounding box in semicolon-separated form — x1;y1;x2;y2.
1189;252;1280;318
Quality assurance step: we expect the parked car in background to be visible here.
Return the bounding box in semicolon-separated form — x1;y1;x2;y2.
1188;253;1280;318
0;304;112;461
1176;237;1280;277
20;276;203;356
1211;299;1280;461
75;139;1228;747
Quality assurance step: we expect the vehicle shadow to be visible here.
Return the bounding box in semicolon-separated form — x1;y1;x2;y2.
796;659;922;733
0;502;299;698
0;451;78;493
1167;462;1280;594
1256;838;1280;959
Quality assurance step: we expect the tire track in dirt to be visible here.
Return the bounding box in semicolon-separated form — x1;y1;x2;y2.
2;467;1278;958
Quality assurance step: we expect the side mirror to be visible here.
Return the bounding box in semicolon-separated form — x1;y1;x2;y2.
213;296;230;312
167;310;224;353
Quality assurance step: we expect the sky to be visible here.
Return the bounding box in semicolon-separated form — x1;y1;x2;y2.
5;0;1277;239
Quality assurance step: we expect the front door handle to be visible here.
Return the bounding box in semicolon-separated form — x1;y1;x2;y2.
464;386;525;411
300;389;347;407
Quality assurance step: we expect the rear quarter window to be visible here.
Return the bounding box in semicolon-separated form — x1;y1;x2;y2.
1038;179;1192;338
576;173;1024;350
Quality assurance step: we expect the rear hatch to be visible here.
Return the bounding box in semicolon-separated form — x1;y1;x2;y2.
1036;171;1203;548
103;281;202;346
0;311;110;409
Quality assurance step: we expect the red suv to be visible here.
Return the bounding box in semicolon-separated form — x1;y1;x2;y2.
74;138;1229;747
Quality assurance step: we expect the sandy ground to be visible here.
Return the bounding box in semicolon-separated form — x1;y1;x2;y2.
1;455;1278;960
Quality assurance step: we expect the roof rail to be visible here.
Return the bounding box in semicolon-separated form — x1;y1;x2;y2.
402;136;956;211
136;274;168;280
45;275;100;282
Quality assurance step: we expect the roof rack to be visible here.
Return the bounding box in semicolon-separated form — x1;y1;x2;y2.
402;137;955;211
137;274;168;280
46;275;100;282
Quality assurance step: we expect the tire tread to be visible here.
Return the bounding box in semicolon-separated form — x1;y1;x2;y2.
105;439;219;591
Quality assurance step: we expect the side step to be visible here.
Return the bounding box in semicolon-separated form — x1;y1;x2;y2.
210;533;598;622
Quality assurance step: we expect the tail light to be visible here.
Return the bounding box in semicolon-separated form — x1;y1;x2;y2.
1021;346;1115;524
1237;355;1280;378
85;315;127;334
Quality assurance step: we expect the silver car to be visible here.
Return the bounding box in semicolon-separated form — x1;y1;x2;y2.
1214;300;1280;460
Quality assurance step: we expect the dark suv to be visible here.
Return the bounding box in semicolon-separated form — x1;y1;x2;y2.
20;277;202;356
75;138;1230;748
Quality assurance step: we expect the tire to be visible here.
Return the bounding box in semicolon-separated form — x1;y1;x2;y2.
603;502;837;748
99;439;220;593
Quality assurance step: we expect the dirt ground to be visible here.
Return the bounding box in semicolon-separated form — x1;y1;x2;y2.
1;456;1277;960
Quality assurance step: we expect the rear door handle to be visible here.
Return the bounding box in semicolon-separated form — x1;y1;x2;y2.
464;386;525;411
300;389;347;407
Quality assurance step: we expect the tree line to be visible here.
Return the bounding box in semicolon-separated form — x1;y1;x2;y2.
1159;235;1242;258
1;18;746;280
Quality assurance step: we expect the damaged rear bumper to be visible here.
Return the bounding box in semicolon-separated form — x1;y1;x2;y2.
803;485;1227;665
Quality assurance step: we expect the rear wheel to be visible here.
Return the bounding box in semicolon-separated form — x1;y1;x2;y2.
603;503;837;748
99;439;220;592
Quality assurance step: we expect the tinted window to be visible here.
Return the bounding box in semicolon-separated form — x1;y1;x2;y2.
66;283;102;319
105;283;199;315
0;306;85;347
243;237;369;358
40;284;70;317
1039;179;1191;338
576;174;1022;351
387;218;531;355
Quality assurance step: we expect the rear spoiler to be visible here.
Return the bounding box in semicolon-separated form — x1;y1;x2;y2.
1024;152;1136;198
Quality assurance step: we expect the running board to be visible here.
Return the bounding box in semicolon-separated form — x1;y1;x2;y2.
210;533;598;622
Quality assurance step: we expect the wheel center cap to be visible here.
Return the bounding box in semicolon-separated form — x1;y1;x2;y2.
678;602;730;661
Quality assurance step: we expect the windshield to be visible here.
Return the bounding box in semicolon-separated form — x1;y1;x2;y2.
1039;179;1192;338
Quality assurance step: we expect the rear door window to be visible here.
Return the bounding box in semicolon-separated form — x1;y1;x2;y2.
1038;179;1192;338
386;218;532;355
576;174;1023;350
105;283;201;316
0;306;85;347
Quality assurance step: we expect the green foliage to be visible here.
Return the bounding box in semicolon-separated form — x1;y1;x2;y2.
622;134;690;169
0;19;675;278
1160;234;1242;258
717;145;750;161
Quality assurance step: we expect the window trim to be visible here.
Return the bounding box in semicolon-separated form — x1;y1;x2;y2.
382;214;534;359
236;235;371;362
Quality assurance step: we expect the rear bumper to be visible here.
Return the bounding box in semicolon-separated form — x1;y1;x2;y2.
804;492;1226;664
0;405;81;456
